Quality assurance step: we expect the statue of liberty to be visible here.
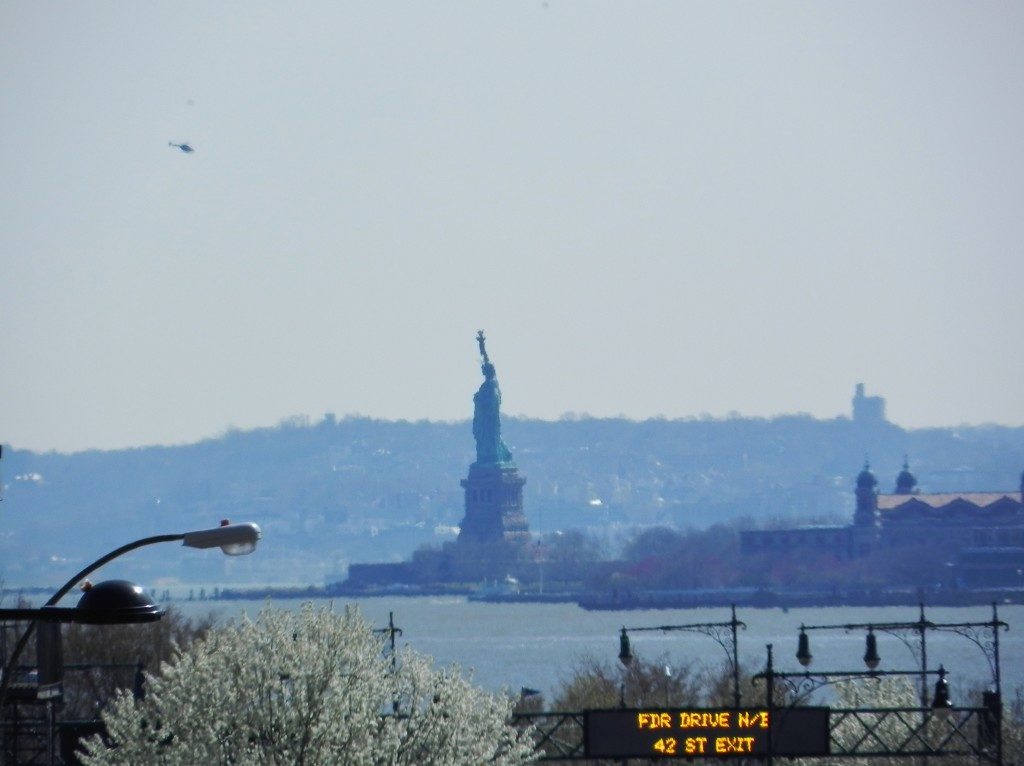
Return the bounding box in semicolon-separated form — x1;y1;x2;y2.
472;331;514;467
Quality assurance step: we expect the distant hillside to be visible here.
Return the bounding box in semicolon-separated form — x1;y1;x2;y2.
2;414;1022;589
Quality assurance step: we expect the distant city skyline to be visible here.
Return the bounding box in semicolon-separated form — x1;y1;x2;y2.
2;3;1023;453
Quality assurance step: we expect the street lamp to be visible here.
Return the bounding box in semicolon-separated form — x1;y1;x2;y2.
0;521;261;708
787;603;1008;765
863;629;880;670
759;643;955;709
793;603;1007;702
796;628;812;667
617;627;633;668
1;579;166;766
617;604;746;708
932;665;953;719
754;644;958;766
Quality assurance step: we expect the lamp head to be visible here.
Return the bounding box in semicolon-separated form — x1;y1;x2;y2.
932;665;953;719
796;629;812;667
618;628;633;668
183;520;261;556
863;629;880;670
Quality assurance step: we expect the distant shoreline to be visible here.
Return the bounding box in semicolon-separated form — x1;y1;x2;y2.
182;584;1024;610
7;582;1020;611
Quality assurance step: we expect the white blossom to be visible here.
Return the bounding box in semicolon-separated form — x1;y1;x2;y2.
814;676;936;766
79;604;536;765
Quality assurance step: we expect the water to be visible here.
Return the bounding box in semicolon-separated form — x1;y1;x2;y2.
175;597;1024;704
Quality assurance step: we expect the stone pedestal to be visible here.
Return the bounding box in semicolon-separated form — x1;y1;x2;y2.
458;463;529;547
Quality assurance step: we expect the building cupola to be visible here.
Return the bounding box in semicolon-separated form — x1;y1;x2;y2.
895;456;918;495
854;459;879;527
856;460;878;490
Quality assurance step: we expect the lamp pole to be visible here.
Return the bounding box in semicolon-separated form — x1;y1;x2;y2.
2;581;163;766
0;521;261;710
793;602;1007;766
617;604;746;708
754;643;955;766
374;611;403;714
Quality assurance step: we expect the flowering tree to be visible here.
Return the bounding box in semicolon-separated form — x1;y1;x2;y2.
80;605;536;765
815;676;998;766
822;676;922;766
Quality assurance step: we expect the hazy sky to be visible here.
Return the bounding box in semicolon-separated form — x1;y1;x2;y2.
2;2;1023;453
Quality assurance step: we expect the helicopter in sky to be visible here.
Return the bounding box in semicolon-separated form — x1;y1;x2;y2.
168;141;194;153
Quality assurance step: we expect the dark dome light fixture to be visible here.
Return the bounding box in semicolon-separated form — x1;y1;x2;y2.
68;579;164;624
1;580;163;625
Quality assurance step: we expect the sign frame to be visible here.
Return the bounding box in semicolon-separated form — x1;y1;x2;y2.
584;706;830;759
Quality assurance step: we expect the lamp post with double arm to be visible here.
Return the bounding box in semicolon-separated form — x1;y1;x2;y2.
793;602;1007;765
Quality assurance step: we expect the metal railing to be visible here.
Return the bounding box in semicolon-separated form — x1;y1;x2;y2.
514;705;1002;763
513;711;586;761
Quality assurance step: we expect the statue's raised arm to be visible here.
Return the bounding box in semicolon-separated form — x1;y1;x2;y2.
476;330;490;365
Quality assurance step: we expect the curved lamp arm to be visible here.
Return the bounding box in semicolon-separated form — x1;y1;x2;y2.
1;523;260;707
43;533;184;608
